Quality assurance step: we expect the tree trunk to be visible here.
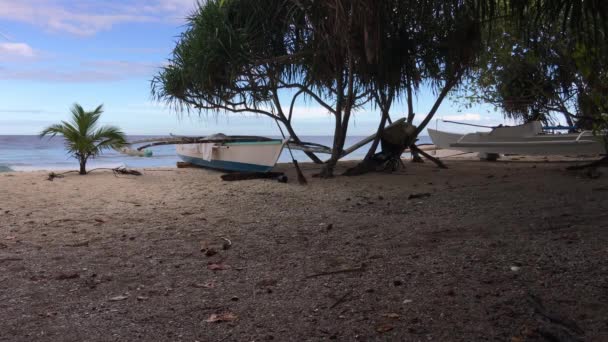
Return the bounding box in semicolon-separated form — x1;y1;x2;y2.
321;117;344;178
79;158;87;175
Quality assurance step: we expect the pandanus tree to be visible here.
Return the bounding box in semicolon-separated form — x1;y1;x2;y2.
153;0;608;177
40;104;127;175
151;0;325;164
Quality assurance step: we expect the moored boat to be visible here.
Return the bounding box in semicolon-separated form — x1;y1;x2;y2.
428;121;606;156
176;135;287;172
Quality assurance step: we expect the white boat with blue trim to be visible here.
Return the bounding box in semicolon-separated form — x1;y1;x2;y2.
176;134;288;173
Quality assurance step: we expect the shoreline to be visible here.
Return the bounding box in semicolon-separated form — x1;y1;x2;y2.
1;150;602;174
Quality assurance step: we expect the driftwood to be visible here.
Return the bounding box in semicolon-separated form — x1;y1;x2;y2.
46;167;141;181
304;264;366;279
528;293;585;341
112;167;142;176
221;172;286;182
410;145;448;169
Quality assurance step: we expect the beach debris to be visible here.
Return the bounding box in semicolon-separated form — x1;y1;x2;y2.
136;296;149;301
177;161;196;168
55;272;80;280
94;218;105;223
205;312;238;323
47;172;65;181
256;279;278;288
376;324;394;333
221;237;232;250
112;167;142;176
207;263;230;271
330;290;353;309
510;266;521;272
109;295;129;302
192;282;215;289
305;264;366;279
402;299;413;304
383;313;401;319
200;240;221;256
408;193;431;200
0;258;24;263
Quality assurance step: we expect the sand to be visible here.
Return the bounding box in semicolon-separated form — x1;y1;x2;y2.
1;156;607;341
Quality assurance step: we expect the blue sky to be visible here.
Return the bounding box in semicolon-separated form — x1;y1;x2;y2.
0;0;508;136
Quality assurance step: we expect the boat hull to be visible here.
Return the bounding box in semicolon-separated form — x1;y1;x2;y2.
176;140;285;173
428;128;606;156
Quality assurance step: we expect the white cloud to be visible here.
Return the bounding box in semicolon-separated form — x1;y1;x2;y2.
0;60;161;82
440;113;482;121
0;0;197;36
0;42;35;59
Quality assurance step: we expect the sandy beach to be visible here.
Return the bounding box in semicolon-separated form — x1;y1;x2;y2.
1;157;607;341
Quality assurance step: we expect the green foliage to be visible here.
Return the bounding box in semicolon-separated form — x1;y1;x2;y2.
458;2;607;129
40;104;127;174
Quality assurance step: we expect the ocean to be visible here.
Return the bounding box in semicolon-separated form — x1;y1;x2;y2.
0;135;431;172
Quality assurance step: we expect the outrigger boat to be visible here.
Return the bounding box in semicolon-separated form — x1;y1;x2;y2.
121;134;332;173
428;121;606;157
176;134;287;173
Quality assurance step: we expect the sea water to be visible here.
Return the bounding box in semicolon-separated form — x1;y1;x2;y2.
0;135;431;172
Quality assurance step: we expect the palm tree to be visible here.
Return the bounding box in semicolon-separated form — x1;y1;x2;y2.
40;103;127;175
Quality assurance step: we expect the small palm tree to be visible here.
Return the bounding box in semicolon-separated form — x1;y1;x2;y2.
41;103;127;175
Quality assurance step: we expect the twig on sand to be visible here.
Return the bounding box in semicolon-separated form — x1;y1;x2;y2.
0;258;23;263
528;293;585;338
330;290;353;309
305;264;366;279
47;218;93;225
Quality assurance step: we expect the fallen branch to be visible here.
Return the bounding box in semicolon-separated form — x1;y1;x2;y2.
305;264;366;279
0;258;23;263
410;145;448;169
330;290;353;309
528;293;585;338
112;167;142;176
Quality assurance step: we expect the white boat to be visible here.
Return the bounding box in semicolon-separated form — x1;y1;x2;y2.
428;121;606;156
176;135;288;172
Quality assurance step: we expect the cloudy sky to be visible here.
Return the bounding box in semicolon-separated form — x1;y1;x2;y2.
0;0;506;136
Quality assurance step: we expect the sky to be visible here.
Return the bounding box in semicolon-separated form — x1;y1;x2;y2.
0;0;509;136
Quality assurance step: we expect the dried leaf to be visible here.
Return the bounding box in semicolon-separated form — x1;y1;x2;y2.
376;324;394;333
205;312;237;323
207;263;230;271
